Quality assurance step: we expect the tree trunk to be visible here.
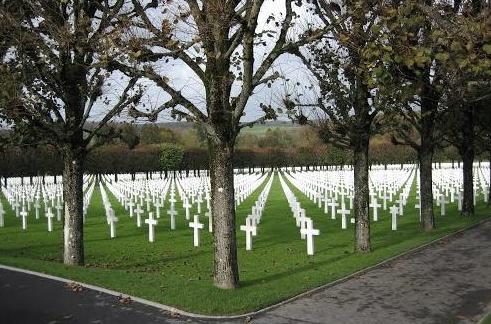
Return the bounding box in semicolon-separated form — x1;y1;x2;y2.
353;131;371;252
62;148;85;265
417;81;437;231
461;147;475;216
208;140;239;289
419;147;435;231
460;106;475;217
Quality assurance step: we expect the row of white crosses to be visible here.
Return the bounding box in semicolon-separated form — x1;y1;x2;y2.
102;176;170;241
477;164;490;203
278;172;320;255
178;172;269;242
99;181;119;238
282;165;416;231
1;175;95;232
2;180;62;227
240;173;274;250
101;172;269;245
431;162;491;215
385;170;415;230
103;176;182;241
285;170;354;230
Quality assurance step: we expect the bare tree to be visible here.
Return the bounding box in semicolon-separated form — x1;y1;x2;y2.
0;0;143;265
111;0;325;289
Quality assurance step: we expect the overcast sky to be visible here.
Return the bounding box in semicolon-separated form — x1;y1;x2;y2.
89;0;319;125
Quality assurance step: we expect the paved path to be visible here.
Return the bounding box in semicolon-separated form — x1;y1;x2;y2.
1;220;491;324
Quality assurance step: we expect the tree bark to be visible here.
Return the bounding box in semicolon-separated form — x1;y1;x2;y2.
62;148;85;265
417;80;438;231
460;106;475;217
208;140;239;289
353;130;371;252
418;147;435;231
461;147;475;216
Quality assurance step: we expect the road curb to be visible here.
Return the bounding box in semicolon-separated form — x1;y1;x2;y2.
1;216;490;320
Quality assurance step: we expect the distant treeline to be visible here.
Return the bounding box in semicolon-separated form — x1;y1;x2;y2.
0;142;467;177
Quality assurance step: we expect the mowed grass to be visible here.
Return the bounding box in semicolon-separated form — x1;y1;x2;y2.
0;172;490;315
482;313;491;324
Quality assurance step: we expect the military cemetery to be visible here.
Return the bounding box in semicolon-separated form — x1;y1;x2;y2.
0;0;490;323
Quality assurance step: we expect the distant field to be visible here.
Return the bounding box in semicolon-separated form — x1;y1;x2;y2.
159;121;303;135
240;123;302;135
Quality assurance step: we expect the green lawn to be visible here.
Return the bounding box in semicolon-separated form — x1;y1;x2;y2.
0;172;489;315
482;313;491;324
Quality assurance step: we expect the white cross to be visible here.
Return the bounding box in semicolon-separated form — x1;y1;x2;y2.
370;199;381;222
390;205;398;231
56;203;63;221
155;200;161;218
127;200;135;217
20;206;28;230
316;191;322;208
328;200;338;220
395;199;403;216
0;205;5;227
14;200;20;218
145;195;151;212
34;201;40;219
183;199;191;221
382;192;389;210
434;191;442;206
107;209;118;238
205;209;213;233
323;195;329;214
300;218;319;256
167;207;177;230
189;215;204;247
240;217;257;251
415;200;421;221
46;207;54;232
135;204;144;227
196;196;202;214
457;193;463;211
299;211;310;240
145;212;158;242
439;194;447;216
296;208;306;227
337;206;350;229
